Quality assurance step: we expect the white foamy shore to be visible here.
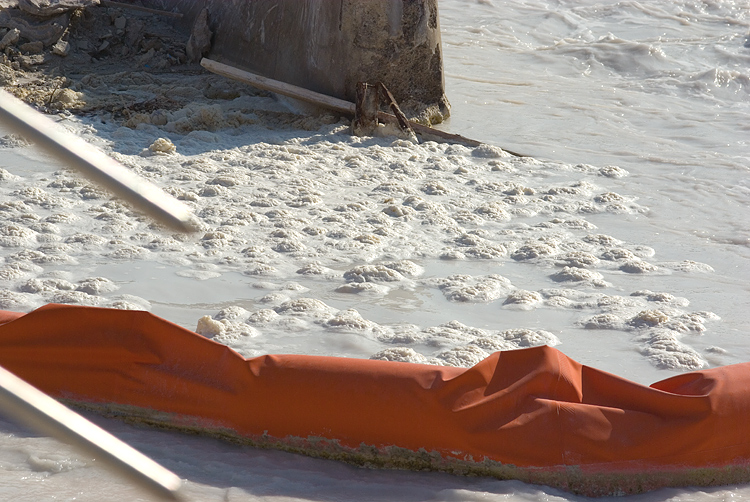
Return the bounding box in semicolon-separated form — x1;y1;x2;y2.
0;83;724;377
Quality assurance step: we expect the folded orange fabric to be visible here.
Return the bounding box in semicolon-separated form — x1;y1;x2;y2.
0;304;748;495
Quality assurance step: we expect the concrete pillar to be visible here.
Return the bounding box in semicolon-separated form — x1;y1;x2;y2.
156;0;450;124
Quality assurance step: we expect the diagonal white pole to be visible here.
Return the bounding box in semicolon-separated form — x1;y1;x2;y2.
0;364;184;500
0;89;198;233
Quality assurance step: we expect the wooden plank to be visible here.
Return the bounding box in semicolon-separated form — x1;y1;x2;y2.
386;114;481;147
377;82;414;136
201;57;523;153
201;58;356;115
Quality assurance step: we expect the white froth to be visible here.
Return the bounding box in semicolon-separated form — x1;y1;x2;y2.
661;261;715;273
274;298;336;318
436;274;513;303
343;265;406;283
323;309;382;333
76;277;118;295
214;306;250;321
1;0;748;500
436;345;491;367
619;260;660;274
370;347;429;364
0;289;36;310
106;294;151;310
550;267;609;287
422;321;490;348
470;337;519;352
502;289;544;309
501;328;561;348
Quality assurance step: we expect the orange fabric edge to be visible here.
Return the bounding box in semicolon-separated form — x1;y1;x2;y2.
0;304;749;495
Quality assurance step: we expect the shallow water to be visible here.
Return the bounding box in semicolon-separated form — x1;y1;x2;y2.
438;0;750;260
0;0;749;500
438;0;750;377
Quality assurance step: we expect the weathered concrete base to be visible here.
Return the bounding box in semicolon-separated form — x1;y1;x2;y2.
150;0;450;124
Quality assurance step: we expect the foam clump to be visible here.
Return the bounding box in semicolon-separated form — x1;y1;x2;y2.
501;328;560;347
550;266;609;287
599;165;629;178
382;205;415;219
475;201;511;221
370;347;428;364
584;234;623;246
0;224;37;247
50;290;101;306
436;345;491;367
297;262;337;277
214;306;250;322
451;232;508;257
661;260;715;273
228;308;270;326
582;313;625;330
195;315;259;342
0;137;30;150
470;337;519;352
421;320;488;347
0;263;41;282
471;144;508;159
0;168;20;183
76;277;118;295
323;309;382;332
619;260;659;274
629;310;670;328
437;274;513;303
601;248;637;261
51;89;85;110
555;251;600;268
106;295;151;311
26;454;87;474
631;290;690;307
503;289;543;309
274;298;336;319
0;289;36;310
19;277;75;294
511;243;557;261
638;330;706;370
147;137;176;154
168;105;227;134
343;265;406;283
381;260;424;277
335;282;391;295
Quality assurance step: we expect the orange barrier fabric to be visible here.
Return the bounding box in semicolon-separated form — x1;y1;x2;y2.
1;304;749;495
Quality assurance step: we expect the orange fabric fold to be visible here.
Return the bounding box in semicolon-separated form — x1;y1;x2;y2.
0;304;749;495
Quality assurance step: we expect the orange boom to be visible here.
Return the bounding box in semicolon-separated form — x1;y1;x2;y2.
0;304;749;495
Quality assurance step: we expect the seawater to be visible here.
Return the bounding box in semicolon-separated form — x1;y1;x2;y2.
0;0;748;501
